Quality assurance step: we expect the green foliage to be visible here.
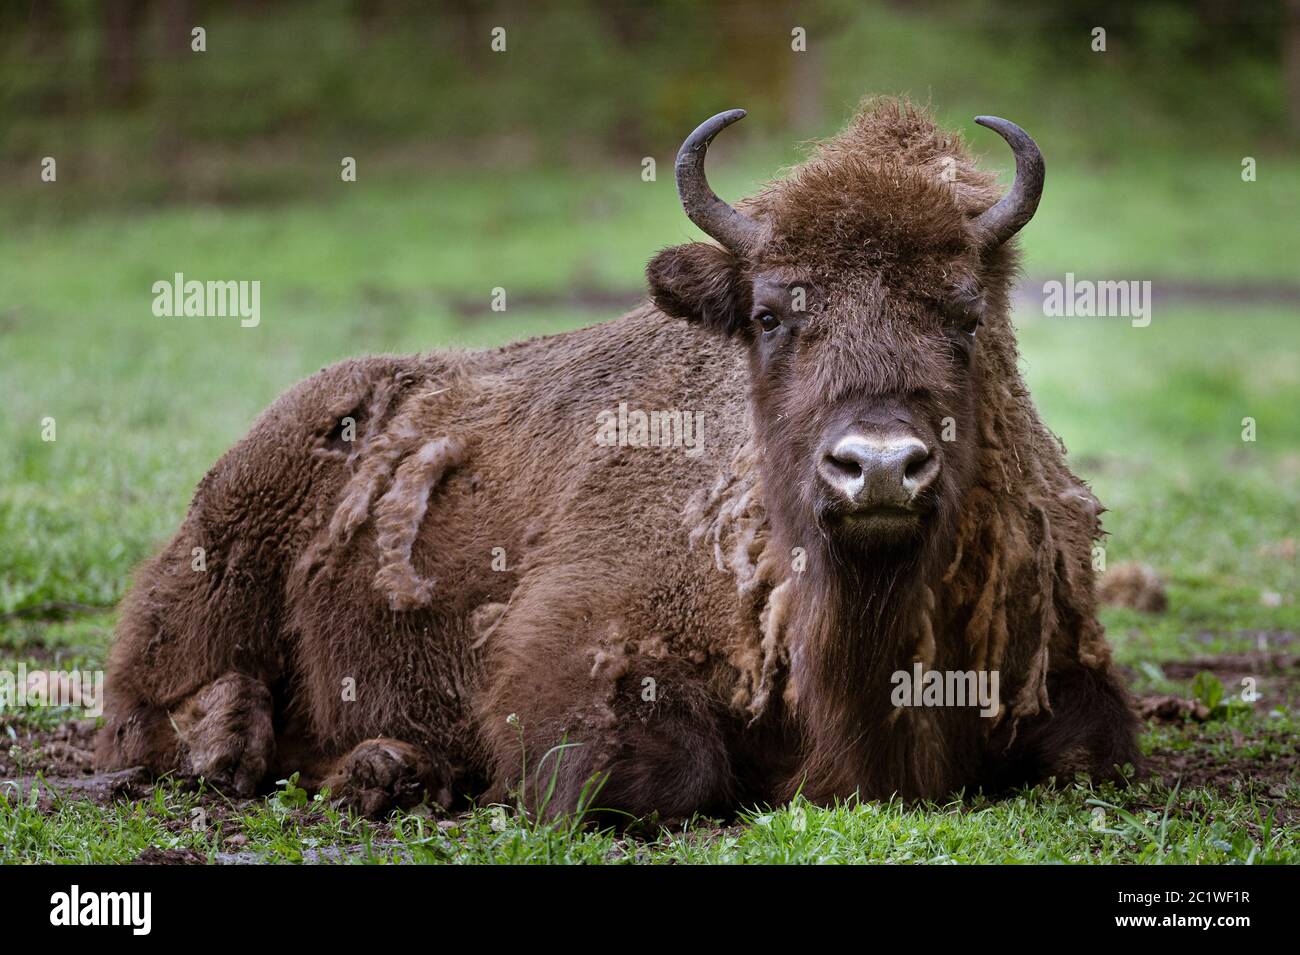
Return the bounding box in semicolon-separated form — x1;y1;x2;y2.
271;773;311;812
1191;672;1226;712
2;0;1293;205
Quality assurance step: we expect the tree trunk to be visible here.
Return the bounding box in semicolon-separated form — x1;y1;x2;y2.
101;0;151;106
1286;0;1300;132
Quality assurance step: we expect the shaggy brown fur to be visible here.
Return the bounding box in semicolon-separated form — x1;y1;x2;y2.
96;98;1138;819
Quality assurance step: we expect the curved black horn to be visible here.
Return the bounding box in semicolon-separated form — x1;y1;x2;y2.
970;116;1045;246
675;109;762;252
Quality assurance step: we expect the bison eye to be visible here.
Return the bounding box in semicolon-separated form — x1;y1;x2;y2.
755;312;781;333
957;313;981;337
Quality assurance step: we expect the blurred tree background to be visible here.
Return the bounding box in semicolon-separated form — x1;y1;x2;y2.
2;0;1297;205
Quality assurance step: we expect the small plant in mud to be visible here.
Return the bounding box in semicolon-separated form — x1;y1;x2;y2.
1192;671;1226;713
269;772;311;812
1190;671;1254;721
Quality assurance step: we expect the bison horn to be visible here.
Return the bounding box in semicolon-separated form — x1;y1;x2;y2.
675;109;763;253
970;116;1045;247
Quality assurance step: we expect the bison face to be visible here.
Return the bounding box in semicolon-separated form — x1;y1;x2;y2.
647;106;1043;553
649;246;984;551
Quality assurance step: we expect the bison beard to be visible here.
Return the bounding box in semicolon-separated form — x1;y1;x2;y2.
95;97;1139;820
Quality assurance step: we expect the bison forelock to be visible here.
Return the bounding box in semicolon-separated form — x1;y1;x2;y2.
752;101;1001;275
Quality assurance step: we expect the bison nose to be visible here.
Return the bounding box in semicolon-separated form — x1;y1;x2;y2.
818;435;939;508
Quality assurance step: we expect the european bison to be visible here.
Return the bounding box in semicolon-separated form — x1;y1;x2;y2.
96;97;1138;820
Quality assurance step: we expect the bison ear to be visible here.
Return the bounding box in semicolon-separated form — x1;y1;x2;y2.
646;242;750;337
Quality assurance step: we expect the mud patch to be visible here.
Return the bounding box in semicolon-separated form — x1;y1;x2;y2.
1162;653;1300;709
1140;729;1299;826
134;846;206;865
1;718;99;778
0;718;154;807
1128;651;1300;824
3;768;154;808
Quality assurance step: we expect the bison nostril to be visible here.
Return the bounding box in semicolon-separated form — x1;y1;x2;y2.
823;452;863;480
902;446;932;481
901;445;940;498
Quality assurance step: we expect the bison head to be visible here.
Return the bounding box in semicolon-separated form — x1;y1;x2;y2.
648;99;1043;556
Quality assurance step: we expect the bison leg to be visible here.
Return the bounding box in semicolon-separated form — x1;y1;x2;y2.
171;672;277;796
97;672;277;795
984;664;1141;790
479;613;734;824
321;738;452;818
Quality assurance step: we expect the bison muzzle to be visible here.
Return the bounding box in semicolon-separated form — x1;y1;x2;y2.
96;97;1139;820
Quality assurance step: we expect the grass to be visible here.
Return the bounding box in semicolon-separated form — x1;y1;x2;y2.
2;756;1294;864
1;140;1298;863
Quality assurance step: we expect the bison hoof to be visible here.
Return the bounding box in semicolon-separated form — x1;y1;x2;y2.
323;738;449;818
173;673;275;797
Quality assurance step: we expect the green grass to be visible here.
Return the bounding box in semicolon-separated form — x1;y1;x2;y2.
1017;306;1300;648
1;149;1297;863
2;760;1294;864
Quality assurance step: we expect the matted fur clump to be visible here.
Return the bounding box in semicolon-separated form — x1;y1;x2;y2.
96;97;1138;820
1098;561;1169;613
